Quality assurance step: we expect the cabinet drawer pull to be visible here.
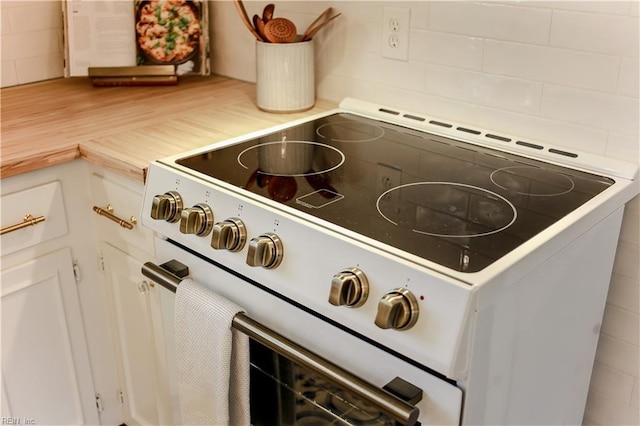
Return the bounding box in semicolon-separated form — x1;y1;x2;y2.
0;214;46;235
93;205;136;230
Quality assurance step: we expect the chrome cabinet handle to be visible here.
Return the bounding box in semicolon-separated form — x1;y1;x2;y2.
141;260;420;426
93;204;136;230
0;214;46;235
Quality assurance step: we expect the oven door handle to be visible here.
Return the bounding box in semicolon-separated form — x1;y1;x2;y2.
141;260;420;426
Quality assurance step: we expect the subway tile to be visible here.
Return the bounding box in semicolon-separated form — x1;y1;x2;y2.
619;208;640;246
6;1;62;33
613;241;640;281
2;30;61;61
424;64;542;114
375;57;425;92
605;133;640;164
342;18;379;54
541;85;639;136
0;60;18;88
483;40;620;93
1;3;12;35
426;2;552;44
607;274;640;314
632;379;640;409
589;361;636;403
594;334;639;377
410;30;483;70
376;83;608;155
550;10;639;57
317;74;377;105
618;57;639;97
584;390;640;426
533;1;634;15
15;54;63;85
601;305;639;346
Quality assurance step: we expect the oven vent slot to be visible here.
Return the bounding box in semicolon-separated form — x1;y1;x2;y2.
456;127;482;135
549;148;578;158
516;141;544;150
403;114;426;122
379;108;400;115
485;134;512;143
429;120;453;128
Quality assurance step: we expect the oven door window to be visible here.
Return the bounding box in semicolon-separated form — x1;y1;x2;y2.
250;339;396;426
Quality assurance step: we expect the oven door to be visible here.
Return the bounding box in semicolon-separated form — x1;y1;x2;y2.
151;237;462;425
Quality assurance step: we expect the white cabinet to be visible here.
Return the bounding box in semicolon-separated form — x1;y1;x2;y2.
100;243;172;426
90;168;175;425
0;160;120;426
1;248;99;425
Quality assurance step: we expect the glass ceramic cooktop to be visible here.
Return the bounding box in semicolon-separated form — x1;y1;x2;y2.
177;113;614;272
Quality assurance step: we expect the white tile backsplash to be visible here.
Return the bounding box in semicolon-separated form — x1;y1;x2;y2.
2;1;639;424
550;10;640;57
607;273;640;314
540;84;639;136
483;40;621;92
424;63;543;113
589;361;636;403
426;2;552;44
619;57;640;97
410;30;484;70
0;1;64;86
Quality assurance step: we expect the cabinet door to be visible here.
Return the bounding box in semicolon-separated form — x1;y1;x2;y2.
1;248;99;425
101;243;172;425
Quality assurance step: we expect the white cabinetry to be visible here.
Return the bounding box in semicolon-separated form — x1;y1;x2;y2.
0;161;110;425
90;168;174;425
1;248;98;425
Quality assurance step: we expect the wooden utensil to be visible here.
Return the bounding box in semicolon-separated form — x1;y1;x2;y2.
253;14;266;40
262;3;275;23
233;0;263;41
263;18;297;43
301;11;341;41
300;7;332;41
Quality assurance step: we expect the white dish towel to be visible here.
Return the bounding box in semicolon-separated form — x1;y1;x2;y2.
174;278;250;426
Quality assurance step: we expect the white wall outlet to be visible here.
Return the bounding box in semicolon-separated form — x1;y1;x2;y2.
382;6;411;61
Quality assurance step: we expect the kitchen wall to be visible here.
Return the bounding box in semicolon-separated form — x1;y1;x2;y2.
1;1;638;424
0;1;64;87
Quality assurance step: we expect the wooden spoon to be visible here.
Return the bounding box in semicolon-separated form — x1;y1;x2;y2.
300;7;332;42
262;3;275;23
301;12;341;41
263;18;297;43
233;0;263;41
253;14;267;40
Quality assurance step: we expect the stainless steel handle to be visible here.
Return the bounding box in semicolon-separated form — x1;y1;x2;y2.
0;214;46;235
93;205;136;230
140;260;420;426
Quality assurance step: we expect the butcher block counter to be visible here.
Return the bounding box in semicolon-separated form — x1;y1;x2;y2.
1;76;337;182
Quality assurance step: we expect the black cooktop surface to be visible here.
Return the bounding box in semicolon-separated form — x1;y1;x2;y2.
177;112;613;272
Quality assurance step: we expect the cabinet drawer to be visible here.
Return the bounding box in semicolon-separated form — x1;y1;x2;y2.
91;173;154;256
1;181;68;256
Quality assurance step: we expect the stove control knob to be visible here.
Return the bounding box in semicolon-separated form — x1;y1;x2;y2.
150;191;183;223
328;268;369;308
375;288;419;331
211;218;247;252
179;203;214;236
246;233;283;269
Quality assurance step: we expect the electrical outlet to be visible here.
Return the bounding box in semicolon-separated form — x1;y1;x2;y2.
382;6;410;61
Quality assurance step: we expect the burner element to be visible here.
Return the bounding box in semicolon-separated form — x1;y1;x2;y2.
377;182;517;238
237;141;345;177
316;120;385;143
490;166;575;196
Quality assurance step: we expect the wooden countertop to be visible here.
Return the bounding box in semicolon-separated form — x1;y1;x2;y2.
1;76;336;182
